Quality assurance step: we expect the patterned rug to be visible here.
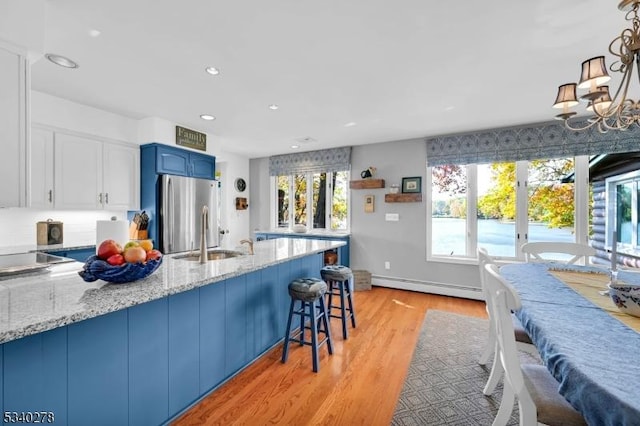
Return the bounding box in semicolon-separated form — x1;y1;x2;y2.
391;310;541;425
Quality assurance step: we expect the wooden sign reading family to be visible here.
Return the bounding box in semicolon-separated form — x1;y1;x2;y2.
175;126;207;151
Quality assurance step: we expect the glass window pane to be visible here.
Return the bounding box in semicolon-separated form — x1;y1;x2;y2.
331;171;348;230
431;165;467;256
277;176;289;228
312;173;327;229
477;162;517;257
293;174;307;226
617;181;632;244
527;158;575;260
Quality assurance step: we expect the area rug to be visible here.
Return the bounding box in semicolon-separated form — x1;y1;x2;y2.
391;310;541;426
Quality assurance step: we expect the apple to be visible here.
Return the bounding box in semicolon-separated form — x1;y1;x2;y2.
146;249;162;261
106;253;125;266
124;246;147;264
98;239;123;260
123;241;140;251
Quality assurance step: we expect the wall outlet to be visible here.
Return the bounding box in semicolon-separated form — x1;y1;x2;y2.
385;261;391;270
385;213;399;221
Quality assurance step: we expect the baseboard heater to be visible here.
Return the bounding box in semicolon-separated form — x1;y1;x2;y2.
371;274;484;301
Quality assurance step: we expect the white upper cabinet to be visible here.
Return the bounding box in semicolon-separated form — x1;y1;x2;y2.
54;133;103;209
29;126;54;208
103;142;139;210
0;45;28;207
32;128;139;211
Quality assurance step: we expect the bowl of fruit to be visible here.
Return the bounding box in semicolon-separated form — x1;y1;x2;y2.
79;239;163;284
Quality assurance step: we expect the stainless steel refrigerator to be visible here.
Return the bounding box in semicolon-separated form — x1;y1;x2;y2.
159;174;220;254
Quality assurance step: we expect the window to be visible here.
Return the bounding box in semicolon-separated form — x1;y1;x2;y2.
606;170;640;252
428;157;585;261
274;171;349;231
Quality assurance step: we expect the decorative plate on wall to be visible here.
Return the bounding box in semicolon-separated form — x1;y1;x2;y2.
235;178;246;192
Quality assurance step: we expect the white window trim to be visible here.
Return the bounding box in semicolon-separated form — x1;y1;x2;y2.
427;156;590;263
605;168;640;253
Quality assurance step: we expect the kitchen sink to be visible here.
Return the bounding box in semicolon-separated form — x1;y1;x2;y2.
175;249;244;261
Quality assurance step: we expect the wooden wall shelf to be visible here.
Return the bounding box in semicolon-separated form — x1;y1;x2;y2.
349;179;385;189
385;193;422;203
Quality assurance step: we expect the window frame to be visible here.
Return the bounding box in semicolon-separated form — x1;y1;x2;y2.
270;171;350;231
427;156;589;263
605;168;640;254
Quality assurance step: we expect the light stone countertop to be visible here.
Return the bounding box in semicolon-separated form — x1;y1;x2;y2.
255;229;350;237
0;238;346;345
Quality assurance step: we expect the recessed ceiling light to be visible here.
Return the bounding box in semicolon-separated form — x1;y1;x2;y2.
205;67;220;75
88;29;101;38
200;114;216;121
45;53;79;69
444;106;455;111
291;145;300;149
344;122;357;127
269;104;279;110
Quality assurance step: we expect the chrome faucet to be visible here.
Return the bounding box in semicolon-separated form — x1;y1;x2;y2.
199;205;209;263
240;239;254;255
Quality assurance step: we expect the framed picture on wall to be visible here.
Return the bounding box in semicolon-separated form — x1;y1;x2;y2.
402;177;422;193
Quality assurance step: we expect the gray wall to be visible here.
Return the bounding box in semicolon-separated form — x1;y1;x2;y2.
249;139;481;297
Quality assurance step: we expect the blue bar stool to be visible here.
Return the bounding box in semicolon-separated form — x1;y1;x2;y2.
281;277;333;372
320;265;357;339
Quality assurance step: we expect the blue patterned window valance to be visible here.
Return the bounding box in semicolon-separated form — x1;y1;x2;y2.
426;120;640;167
269;146;351;176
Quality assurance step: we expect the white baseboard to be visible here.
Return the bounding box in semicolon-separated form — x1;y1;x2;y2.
371;275;484;301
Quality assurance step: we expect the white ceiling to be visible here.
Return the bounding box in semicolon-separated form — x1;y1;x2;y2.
26;0;627;158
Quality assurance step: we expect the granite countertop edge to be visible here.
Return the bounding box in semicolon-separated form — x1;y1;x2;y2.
0;238;346;345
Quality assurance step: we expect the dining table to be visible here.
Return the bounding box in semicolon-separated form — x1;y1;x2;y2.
499;262;640;426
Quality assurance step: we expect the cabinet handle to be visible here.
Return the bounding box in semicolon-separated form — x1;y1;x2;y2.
98;193;103;204
105;193;109;204
48;189;52;203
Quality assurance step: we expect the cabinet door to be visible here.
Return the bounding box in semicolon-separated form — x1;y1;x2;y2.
29;127;54;208
54;134;103;209
0;46;27;207
190;152;215;179
103;142;140;210
156;145;189;176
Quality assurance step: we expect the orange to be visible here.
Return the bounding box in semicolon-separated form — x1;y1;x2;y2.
139;239;153;252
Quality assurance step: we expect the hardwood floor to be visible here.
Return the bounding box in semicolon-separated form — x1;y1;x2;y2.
173;286;486;426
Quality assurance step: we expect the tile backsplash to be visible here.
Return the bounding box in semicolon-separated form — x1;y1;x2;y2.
0;208;126;250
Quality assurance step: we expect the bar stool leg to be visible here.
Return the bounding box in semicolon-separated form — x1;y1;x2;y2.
281;297;296;364
338;281;349;339
318;295;333;354
346;277;357;328
298;301;306;346
309;299;320;372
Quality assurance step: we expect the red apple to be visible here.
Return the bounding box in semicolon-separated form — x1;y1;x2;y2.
124;246;147;264
146;249;162;261
106;253;125;266
98;239;123;260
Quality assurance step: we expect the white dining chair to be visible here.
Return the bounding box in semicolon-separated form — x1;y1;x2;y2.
478;248;537;396
484;263;586;426
521;242;595;265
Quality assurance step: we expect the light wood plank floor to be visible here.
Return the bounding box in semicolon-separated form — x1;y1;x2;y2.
173;286;486;426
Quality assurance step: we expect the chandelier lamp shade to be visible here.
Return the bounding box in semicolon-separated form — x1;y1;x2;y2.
553;0;640;132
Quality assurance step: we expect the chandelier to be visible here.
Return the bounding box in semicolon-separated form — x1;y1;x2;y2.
553;0;640;133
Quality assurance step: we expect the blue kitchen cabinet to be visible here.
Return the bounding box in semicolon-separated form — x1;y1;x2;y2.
225;274;247;377
143;143;215;179
168;288;200;418
254;232;350;266
3;328;67;425
258;266;280;353
199;281;226;393
44;247;95;262
276;261;292;337
67;309;128;426
128;298;169;426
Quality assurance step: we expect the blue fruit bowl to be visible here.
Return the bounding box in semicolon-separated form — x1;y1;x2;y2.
79;255;163;284
607;282;640;318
